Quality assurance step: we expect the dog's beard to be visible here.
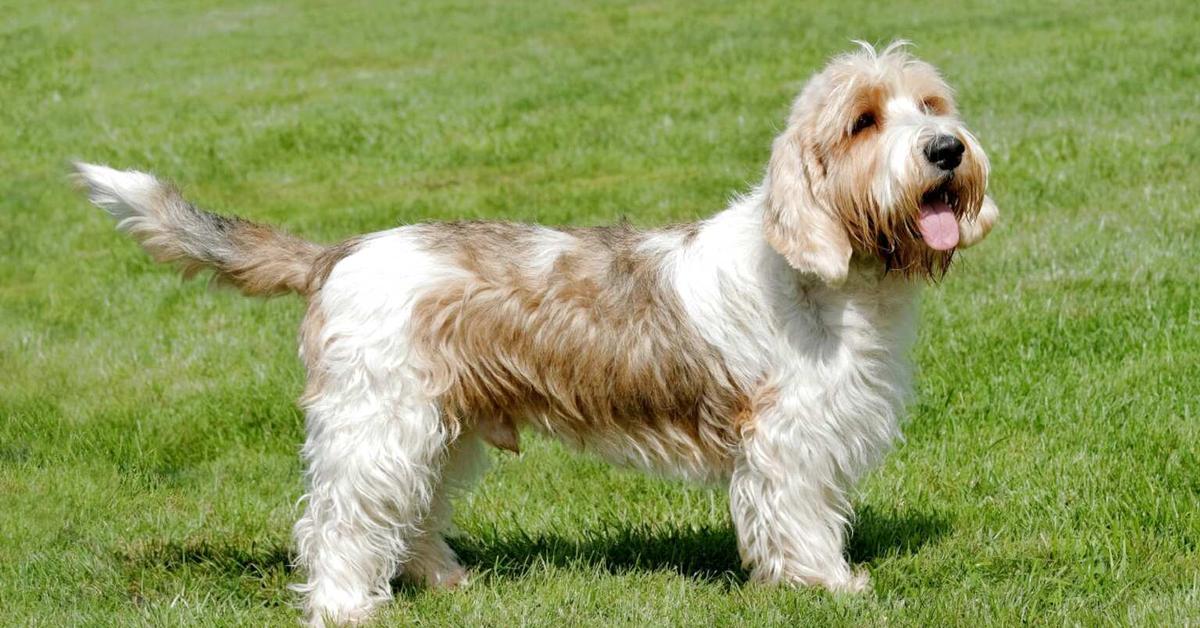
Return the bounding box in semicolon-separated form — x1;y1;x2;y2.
852;178;982;281
877;229;955;280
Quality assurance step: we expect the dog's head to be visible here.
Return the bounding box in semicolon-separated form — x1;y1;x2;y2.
764;41;998;284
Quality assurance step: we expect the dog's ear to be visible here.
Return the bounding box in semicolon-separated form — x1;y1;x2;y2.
958;194;998;248
763;131;853;285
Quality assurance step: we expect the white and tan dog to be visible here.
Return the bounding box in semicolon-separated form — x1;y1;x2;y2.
76;41;997;626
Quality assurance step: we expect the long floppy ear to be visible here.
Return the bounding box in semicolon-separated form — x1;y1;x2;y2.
958;194;998;248
763;131;853;284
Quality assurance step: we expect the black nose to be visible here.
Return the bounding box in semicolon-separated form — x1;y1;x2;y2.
924;135;965;171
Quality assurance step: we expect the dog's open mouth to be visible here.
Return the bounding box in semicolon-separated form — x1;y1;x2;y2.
917;183;960;251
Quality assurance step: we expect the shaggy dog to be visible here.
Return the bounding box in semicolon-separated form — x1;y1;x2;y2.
76;41;997;626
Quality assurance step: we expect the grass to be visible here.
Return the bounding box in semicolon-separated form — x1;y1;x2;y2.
2;0;1199;624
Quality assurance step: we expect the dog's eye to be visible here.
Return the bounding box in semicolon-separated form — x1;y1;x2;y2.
851;112;876;135
921;98;941;114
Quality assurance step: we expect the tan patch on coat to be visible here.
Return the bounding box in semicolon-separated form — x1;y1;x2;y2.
306;236;363;293
214;221;325;296
734;384;777;438
298;296;330;407
409;220;749;475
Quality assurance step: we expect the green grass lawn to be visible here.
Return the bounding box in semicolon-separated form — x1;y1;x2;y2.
3;0;1199;624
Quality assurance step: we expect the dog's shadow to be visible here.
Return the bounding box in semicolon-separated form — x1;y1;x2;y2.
447;522;742;586
447;505;950;586
120;506;948;596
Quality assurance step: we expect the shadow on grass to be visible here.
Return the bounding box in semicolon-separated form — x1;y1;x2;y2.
120;537;293;575
451;522;744;585
451;506;950;585
118;506;949;596
118;538;294;606
848;505;951;563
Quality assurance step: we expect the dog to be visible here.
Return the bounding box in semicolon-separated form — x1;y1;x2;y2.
75;41;997;626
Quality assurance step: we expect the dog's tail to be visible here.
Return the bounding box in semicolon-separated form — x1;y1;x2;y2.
74;162;325;297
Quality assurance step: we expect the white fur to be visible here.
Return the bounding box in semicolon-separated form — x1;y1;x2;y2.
295;194;918;622
73;163;162;227
292;232;469;624
673;192;914;590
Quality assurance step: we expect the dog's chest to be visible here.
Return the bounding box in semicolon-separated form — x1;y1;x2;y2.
769;276;918;468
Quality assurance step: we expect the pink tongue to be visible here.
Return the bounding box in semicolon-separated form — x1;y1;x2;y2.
918;200;959;251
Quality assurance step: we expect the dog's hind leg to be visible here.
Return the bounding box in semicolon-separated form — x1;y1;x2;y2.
399;430;488;589
291;332;452;626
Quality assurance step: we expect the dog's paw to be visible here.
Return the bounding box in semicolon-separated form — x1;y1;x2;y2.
400;558;470;590
304;600;378;628
425;564;470;590
824;568;871;594
749;563;872;594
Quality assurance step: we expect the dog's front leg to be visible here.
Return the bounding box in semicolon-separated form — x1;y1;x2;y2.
728;394;869;593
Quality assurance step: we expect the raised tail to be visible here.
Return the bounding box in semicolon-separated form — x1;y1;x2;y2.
74;162;325;297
